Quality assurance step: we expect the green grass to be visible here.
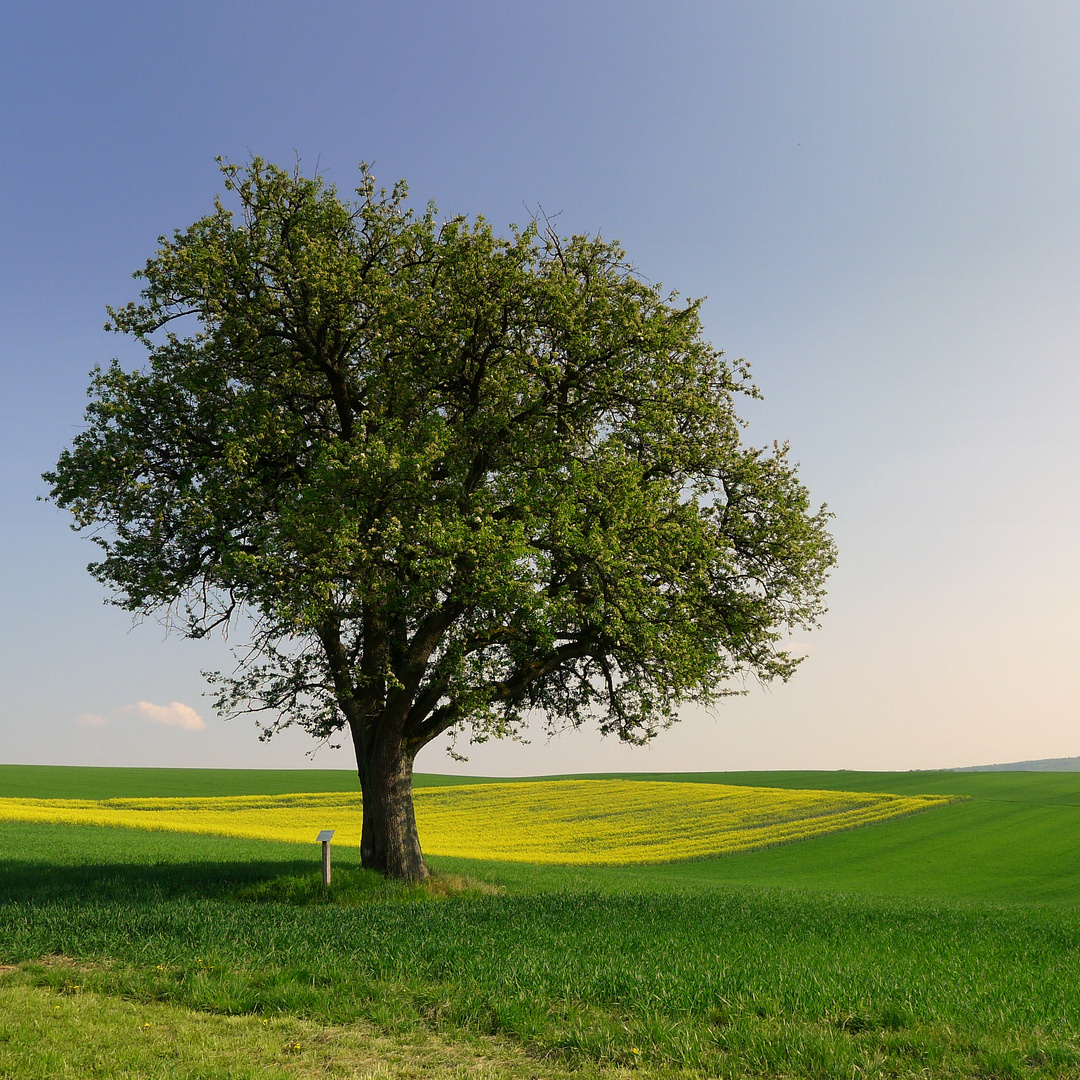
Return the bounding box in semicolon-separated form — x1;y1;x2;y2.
0;762;523;799
4;765;1080;1077
12;761;1080;800
0;764;365;799
7;764;1075;905
4;830;1080;1077
0;972;616;1080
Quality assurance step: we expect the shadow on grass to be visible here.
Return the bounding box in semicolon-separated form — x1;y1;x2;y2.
0;857;501;907
0;856;321;905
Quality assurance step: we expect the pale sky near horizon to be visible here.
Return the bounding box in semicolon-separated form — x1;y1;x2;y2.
2;2;1078;776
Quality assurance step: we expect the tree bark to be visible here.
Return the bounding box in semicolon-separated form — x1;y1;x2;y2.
350;721;429;881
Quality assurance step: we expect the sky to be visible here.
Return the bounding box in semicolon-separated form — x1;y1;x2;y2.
2;1;1078;776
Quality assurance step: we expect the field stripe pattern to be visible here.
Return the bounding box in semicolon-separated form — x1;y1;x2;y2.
0;780;950;865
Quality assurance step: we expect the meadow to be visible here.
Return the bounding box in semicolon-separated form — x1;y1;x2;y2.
0;779;948;864
2;765;1080;1078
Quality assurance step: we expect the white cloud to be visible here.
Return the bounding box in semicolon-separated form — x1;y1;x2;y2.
76;713;110;727
120;701;206;732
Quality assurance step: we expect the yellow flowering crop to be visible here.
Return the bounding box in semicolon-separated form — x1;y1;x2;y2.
0;781;951;866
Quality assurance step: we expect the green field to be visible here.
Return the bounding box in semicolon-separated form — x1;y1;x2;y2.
2;765;1080;1078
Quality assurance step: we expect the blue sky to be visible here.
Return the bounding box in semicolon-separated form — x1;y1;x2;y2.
2;2;1078;774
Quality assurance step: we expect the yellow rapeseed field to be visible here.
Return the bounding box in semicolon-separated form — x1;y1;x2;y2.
0;781;950;865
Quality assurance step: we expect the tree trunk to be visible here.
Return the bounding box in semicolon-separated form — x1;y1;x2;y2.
351;723;429;881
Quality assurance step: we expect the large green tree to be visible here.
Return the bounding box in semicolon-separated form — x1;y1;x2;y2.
46;159;835;880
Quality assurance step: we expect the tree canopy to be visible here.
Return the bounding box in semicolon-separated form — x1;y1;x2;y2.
45;158;836;879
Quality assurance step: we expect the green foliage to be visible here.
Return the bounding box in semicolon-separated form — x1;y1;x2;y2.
44;157;835;758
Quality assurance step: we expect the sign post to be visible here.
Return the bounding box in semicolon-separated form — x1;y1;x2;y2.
315;829;335;885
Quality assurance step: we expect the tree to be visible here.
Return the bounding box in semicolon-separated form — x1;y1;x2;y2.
45;158;836;880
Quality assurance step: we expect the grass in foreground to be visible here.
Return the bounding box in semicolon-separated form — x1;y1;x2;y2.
4;818;1080;1077
5;768;1080;1077
0;780;951;864
0;970;629;1080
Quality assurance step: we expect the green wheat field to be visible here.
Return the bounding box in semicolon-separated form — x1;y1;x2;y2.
3;765;1080;1079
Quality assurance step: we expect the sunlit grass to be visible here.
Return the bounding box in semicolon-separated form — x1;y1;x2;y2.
3;768;1080;1078
6;881;1080;1078
0;968;617;1080
0;779;952;865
